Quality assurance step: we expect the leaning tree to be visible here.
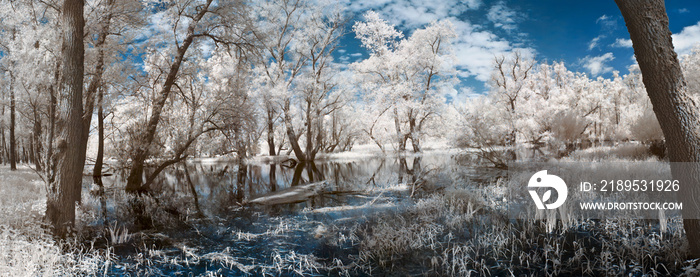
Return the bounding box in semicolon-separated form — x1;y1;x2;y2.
615;0;700;258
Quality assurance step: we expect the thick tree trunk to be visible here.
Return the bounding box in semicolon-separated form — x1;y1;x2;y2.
616;0;700;258
65;0;113;203
45;0;86;238
125;0;213;192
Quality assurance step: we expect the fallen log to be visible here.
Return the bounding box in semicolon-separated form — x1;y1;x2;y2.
246;181;328;206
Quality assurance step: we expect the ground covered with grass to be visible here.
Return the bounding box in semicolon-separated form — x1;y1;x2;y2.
0;166;111;276
350;186;698;276
3;155;700;276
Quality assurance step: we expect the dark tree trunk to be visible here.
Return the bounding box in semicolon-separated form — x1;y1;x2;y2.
47;62;60;180
81;0;114;168
93;87;105;178
269;164;277;192
283;100;306;162
0;119;5;164
616;0;700;258
92;95;107;224
45;0;86;238
32;108;43;171
235;160;247;203
311;110;324;161
21;142;28;163
10;78;16;171
92;95;106;224
29;139;35;168
409;116;421;152
267;108;276;156
305;102;313;160
92;96;107;226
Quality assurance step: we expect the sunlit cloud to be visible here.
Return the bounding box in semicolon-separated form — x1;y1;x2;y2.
581;52;615;76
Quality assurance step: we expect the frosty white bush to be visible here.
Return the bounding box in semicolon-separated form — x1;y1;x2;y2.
629;108;664;143
450;49;700;157
550;110;589;143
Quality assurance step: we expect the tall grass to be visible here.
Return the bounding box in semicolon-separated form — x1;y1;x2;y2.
349;183;693;276
0;166;110;276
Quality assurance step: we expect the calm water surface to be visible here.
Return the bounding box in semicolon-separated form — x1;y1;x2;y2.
94;152;510;275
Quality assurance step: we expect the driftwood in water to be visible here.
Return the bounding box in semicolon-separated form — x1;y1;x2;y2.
246;181;327;206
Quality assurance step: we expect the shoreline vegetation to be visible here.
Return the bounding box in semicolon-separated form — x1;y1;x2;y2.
2;142;699;276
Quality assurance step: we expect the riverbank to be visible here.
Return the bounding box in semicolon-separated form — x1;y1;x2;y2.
1;143;697;276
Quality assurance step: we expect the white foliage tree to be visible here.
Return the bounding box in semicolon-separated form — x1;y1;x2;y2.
352;12;456;152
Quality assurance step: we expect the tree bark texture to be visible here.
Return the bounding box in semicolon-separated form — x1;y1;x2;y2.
45;0;86;238
616;0;700;258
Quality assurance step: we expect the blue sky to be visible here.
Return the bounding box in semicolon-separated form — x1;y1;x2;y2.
333;0;700;96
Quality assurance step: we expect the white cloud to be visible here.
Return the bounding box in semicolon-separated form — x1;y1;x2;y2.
344;0;533;82
487;1;517;31
596;14;616;29
344;0;482;29
199;40;214;57
610;38;633;48
602;22;700;56
581;52;615;76
588;35;604;51
673;21;700;56
450;19;536;82
137;10;171;41
679;8;690;14
447;86;478;104
350;53;362;57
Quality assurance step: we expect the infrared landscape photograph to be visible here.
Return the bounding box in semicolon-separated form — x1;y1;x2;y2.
2;0;700;276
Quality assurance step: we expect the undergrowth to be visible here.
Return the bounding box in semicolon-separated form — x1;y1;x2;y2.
350;184;694;276
0;166;110;276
